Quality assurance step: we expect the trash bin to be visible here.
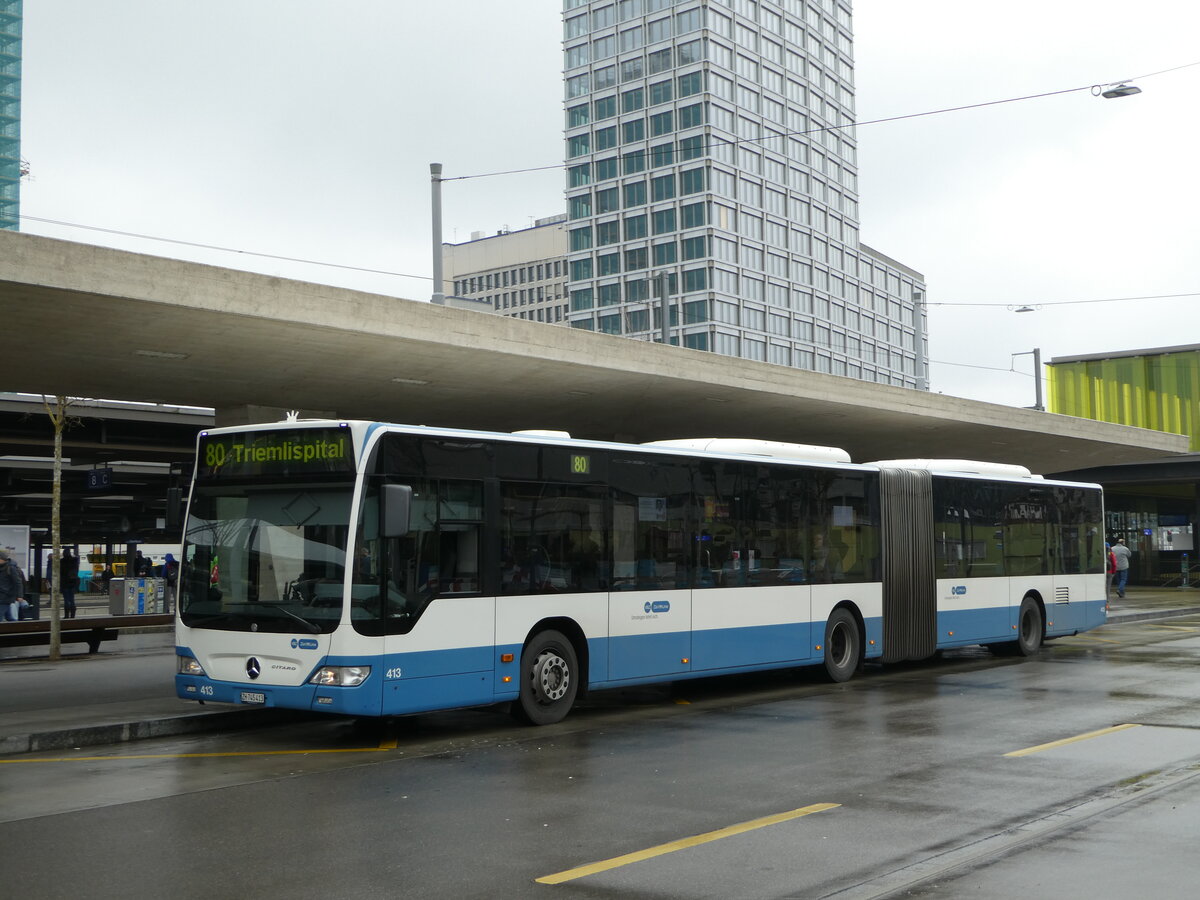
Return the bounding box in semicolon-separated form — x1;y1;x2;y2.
109;577;165;614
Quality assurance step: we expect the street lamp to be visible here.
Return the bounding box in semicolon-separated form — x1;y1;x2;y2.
1094;82;1142;99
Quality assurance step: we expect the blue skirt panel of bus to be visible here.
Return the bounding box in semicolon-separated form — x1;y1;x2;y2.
376;647;499;714
691;622;813;672
381;670;496;715
935;606;1013;648
609;631;694;681
1078;599;1108;631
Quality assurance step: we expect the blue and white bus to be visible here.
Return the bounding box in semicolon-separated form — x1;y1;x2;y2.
175;419;1106;725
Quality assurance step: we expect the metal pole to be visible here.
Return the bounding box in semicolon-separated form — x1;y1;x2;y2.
430;163;445;305
657;272;669;345
1033;347;1044;411
1012;348;1045;411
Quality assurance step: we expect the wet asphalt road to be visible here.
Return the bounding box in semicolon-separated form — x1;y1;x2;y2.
4;617;1200;899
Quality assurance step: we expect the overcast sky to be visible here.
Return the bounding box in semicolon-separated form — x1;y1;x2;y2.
18;1;1200;410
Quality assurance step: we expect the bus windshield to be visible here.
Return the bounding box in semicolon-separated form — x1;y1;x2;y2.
179;482;354;634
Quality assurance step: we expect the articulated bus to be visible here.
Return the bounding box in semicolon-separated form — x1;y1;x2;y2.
175;419;1106;725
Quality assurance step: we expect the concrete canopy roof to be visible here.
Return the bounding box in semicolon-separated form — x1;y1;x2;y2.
2;231;1187;474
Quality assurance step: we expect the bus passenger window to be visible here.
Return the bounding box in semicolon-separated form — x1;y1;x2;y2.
500;481;608;594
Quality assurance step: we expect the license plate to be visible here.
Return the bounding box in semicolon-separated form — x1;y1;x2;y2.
240;691;266;705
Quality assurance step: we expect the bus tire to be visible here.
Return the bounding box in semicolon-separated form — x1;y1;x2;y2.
1015;596;1043;656
823;608;861;683
512;630;579;726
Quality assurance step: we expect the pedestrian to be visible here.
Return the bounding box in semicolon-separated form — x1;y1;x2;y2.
0;549;22;622
134;550;151;577
61;548;80;618
163;552;179;611
1104;542;1116;605
1111;538;1133;599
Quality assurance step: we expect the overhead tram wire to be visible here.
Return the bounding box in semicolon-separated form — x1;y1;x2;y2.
441;84;1097;183
19;215;435;283
441;59;1200;184
927;292;1200;308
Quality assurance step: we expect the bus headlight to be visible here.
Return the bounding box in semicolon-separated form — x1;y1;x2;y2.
177;655;206;677
309;665;371;687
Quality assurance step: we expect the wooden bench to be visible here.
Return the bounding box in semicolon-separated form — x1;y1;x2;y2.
0;615;174;654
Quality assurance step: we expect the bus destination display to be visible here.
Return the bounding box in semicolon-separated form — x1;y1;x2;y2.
198;428;355;480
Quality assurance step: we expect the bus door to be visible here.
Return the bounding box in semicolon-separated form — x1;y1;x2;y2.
375;479;496;713
1002;488;1063;633
608;487;692;681
689;463;813;671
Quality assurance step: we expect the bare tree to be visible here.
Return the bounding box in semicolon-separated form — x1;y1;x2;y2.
43;395;76;661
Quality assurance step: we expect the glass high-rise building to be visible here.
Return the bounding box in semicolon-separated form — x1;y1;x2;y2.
0;0;20;231
561;0;928;387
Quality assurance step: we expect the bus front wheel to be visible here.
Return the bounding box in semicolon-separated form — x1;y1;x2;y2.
512;630;579;726
823;608;861;683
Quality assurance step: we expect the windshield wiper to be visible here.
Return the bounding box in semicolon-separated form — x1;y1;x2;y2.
253;602;322;635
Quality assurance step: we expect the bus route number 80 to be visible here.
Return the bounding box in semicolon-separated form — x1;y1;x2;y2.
205;442;227;468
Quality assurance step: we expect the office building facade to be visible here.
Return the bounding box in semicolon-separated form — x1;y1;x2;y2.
445;1;928;387
445;215;571;324
561;0;927;386
0;0;20;231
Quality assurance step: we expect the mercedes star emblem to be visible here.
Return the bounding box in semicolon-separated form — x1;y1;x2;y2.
246;657;262;679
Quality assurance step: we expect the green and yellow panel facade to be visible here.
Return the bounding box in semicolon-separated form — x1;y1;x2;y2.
1049;345;1199;451
1048;345;1200;587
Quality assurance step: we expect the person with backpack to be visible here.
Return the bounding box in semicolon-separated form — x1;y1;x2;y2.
0;549;23;621
1111;538;1133;599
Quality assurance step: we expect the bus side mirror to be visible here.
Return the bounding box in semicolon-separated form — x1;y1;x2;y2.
381;484;413;537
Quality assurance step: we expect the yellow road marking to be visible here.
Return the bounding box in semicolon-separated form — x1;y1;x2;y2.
1005;723;1140;758
1147;624;1197;632
1;746;394;764
1071;634;1122;644
536;802;840;885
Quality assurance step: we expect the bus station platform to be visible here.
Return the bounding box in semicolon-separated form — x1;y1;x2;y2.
2;588;1199;755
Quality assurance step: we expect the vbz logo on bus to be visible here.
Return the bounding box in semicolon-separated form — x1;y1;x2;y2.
951;585;967;596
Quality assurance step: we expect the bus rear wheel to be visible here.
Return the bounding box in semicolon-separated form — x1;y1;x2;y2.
1014;596;1044;656
512;630;579;726
823;608;861;683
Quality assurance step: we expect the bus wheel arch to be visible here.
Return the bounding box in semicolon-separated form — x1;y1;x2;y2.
511;619;587;726
823;603;864;683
